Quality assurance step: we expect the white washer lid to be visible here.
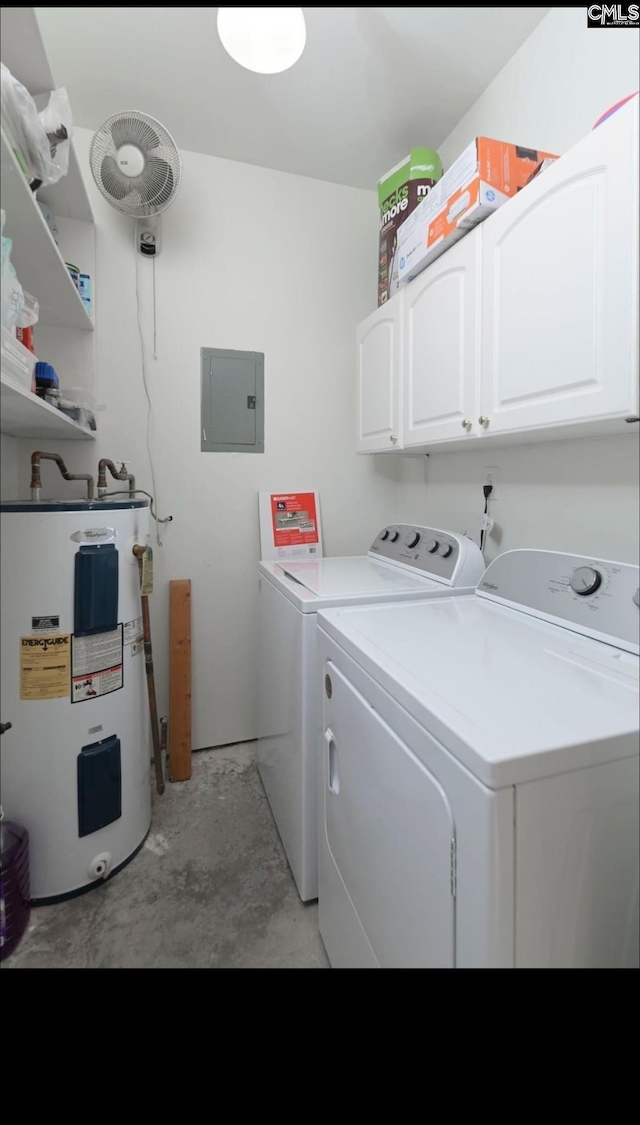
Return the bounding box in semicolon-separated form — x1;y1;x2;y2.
318;596;639;789
280;556;441;597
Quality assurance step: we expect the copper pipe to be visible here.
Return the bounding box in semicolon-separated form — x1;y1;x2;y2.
97;459;135;499
133;543;165;795
120;468;136;497
30;451;95;502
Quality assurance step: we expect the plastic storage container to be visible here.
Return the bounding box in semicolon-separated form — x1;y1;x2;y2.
0;817;30;961
1;325;37;391
78;273;92;318
65;262;80;289
35;360;59;396
57;398;92;429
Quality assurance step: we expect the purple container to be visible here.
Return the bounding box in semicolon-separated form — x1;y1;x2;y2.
0;820;30;961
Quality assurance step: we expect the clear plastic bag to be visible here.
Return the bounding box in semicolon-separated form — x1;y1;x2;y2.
18;289;39;328
0;64;72;187
1;210;39;330
1;208;25;329
34;87;72;183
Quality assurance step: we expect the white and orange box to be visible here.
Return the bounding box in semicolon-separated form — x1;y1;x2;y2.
397;137;559;284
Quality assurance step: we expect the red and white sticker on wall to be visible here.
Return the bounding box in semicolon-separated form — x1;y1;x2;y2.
258;492;323;561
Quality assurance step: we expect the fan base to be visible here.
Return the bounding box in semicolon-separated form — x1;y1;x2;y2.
136;216;162;257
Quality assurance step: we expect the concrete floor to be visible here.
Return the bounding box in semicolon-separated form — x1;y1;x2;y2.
3;742;329;969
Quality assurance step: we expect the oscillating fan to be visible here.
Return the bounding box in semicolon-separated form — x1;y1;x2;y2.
89;111;182;256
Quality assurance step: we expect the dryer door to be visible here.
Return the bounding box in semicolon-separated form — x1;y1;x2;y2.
322;661;455;968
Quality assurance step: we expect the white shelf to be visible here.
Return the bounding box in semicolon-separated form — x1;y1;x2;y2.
0;8;55;97
1;374;95;440
0;7;94;222
1;128;94;331
38;147;94;222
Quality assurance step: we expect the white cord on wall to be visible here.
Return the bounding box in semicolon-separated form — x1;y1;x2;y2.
134;233;169;546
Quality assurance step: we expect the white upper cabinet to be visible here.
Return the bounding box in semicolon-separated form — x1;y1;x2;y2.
480;97;639;436
356;298;402;453
403;229;480;447
355;99;639;453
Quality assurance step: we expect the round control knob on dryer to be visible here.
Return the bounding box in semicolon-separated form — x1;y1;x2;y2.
405;531;421;549
425;539;439;554
570;566;602;596
389;531;399;543
380;530;390;541
438;543;453;558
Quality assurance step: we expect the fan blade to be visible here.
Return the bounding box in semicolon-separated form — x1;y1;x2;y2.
110;115;160;153
139;158;174;209
100;155;130;201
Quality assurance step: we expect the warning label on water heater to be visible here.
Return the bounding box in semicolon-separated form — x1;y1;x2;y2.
32;615;60;634
124;616;144;658
20;634;71;700
71;625;123;703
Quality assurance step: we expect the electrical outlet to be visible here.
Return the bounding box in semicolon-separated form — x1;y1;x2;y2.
484;466;499;500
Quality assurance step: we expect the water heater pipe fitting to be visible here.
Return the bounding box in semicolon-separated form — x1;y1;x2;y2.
97;459;136;499
30;451;95;502
88;853;112;881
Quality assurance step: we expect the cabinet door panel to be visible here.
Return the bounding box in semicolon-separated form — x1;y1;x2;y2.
403;230;479;447
481;99;639;434
355;298;402;453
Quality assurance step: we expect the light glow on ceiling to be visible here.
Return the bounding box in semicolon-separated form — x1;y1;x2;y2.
217;7;307;75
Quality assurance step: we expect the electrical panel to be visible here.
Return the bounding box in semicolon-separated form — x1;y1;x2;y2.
201;348;264;453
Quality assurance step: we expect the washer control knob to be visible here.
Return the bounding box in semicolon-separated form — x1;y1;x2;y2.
570;566;602;597
438;543;453;558
425;539;439;554
633;588;639;608
389;531;399;543
405;531;421;549
380;529;390;541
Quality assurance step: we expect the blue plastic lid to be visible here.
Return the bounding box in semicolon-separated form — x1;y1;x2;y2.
34;361;59;387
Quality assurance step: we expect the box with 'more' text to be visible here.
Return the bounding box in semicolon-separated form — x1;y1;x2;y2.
378;148;442;305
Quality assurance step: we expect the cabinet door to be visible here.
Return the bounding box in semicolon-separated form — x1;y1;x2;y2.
403;230;480;447
481;98;639;435
355;297;402;453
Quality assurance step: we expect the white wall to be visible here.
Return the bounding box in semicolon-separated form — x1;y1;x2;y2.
394;7;639;565
437;6;640;165
15;135;400;748
1;435;18;499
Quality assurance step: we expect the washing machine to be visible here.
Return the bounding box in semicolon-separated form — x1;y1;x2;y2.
257;525;484;901
317;549;639;968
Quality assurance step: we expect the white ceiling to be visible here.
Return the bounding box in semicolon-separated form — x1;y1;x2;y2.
36;7;550;190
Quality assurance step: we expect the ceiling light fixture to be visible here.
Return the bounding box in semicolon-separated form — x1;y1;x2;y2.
217;7;306;74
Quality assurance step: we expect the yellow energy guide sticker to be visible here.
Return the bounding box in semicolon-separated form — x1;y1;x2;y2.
20;634;71;700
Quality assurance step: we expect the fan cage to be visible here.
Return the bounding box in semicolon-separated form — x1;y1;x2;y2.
89;110;182;217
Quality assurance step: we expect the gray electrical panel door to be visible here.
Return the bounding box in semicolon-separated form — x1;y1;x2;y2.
201;348;264;453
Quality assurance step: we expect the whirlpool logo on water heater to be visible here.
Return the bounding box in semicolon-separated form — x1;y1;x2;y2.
70;527;116;543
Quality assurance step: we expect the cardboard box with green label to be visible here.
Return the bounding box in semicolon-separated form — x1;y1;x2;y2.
378;148;443;306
